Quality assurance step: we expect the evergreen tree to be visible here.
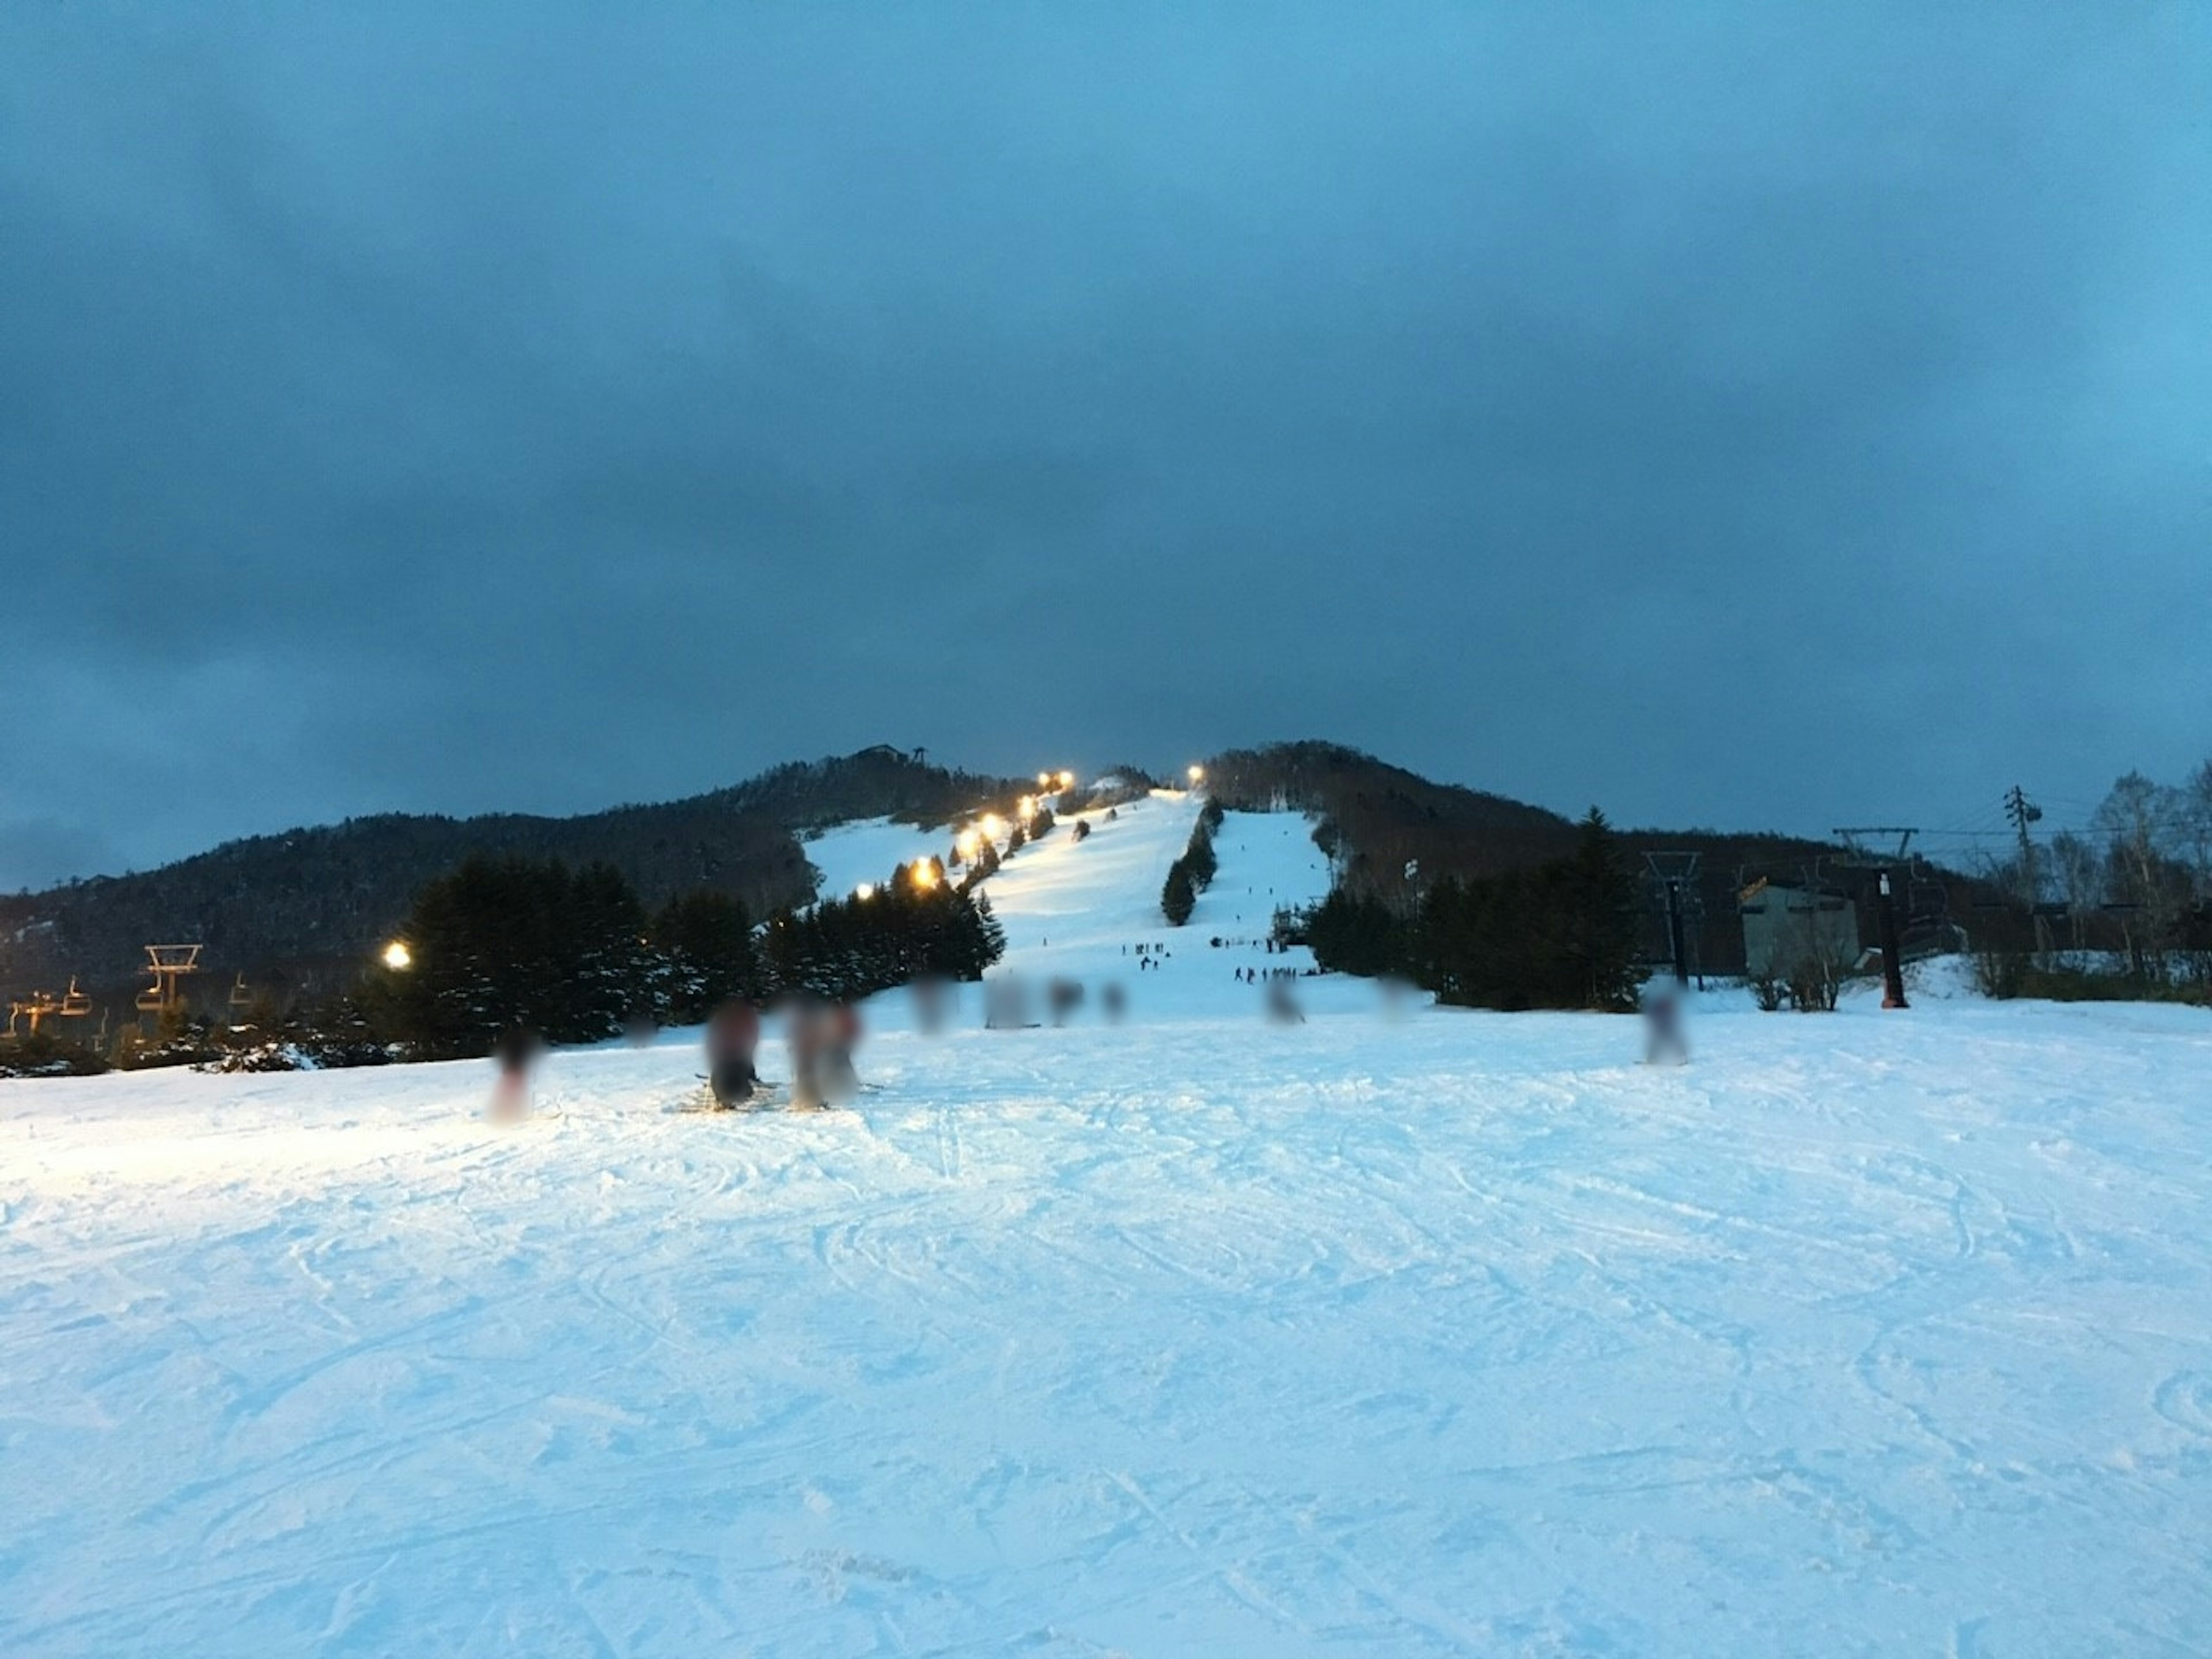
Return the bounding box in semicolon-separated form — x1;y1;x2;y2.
1162;859;1197;925
1558;808;1639;1010
653;889;757;1022
1308;887;1402;978
1310;807;1639;1012
1183;820;1219;888
376;855;659;1056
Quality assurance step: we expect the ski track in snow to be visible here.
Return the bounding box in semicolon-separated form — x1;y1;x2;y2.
2;794;2209;1656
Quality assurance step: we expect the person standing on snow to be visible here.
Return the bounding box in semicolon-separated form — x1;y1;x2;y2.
1642;983;1688;1065
490;1026;540;1122
820;1002;862;1104
705;1001;762;1108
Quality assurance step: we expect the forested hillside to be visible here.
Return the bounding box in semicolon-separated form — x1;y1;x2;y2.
0;749;1024;997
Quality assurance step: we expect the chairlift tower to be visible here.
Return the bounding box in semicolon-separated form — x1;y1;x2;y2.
1642;852;1702;987
1832;828;1916;1009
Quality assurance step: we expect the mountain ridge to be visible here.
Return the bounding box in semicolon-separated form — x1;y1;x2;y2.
1;741;1926;1001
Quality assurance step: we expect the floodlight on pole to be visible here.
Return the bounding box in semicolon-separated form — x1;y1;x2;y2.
910;859;940;890
381;941;413;971
1018;795;1036;821
854;882;875;900
1187;764;1205;786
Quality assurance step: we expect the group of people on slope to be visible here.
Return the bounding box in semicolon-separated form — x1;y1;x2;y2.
705;997;862;1110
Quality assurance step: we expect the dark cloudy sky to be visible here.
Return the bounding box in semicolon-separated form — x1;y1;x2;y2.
3;5;2205;889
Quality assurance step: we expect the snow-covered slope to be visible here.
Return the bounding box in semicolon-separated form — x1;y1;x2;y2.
972;791;1342;1022
801;790;1343;1024
5;801;2212;1656
798;815;944;903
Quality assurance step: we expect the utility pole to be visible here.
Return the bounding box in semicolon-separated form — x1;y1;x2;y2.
2004;785;2049;956
2003;785;2041;899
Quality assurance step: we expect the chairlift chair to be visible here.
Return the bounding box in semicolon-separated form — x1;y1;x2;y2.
9;992;62;1037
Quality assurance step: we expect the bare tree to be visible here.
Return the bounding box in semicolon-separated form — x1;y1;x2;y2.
2093;771;2186;979
2047;830;2103;950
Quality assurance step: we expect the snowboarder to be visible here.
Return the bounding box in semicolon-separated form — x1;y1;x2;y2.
705;1001;762;1108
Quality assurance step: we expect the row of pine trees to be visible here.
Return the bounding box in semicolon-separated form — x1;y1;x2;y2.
1161;798;1226;925
373;853;1004;1059
1305;809;1642;1011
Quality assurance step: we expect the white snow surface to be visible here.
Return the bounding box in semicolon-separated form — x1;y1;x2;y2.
801;816;946;905
5;794;2211;1656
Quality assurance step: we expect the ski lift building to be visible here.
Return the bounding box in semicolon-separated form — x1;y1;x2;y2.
1739;881;1861;978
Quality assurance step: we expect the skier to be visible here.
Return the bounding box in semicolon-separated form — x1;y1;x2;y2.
705;1000;762;1108
1642;982;1688;1065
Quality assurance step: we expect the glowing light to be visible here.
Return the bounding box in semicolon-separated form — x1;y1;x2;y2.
1018;795;1036;820
1037;771;1052;787
381;941;413;971
981;813;1005;839
854;882;875;900
910;859;940;889
1187;764;1205;785
956;828;982;857
1056;770;1075;789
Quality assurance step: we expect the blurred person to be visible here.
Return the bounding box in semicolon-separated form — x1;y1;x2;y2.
912;974;952;1036
785;998;827;1109
1047;978;1085;1026
820;1002;862;1104
705;1000;762;1108
986;976;1034;1030
1642;982;1688;1065
490;1026;540;1122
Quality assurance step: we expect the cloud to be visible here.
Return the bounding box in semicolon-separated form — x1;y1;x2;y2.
1;4;2205;884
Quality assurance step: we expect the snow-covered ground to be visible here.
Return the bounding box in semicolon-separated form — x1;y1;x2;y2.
4;798;2210;1656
